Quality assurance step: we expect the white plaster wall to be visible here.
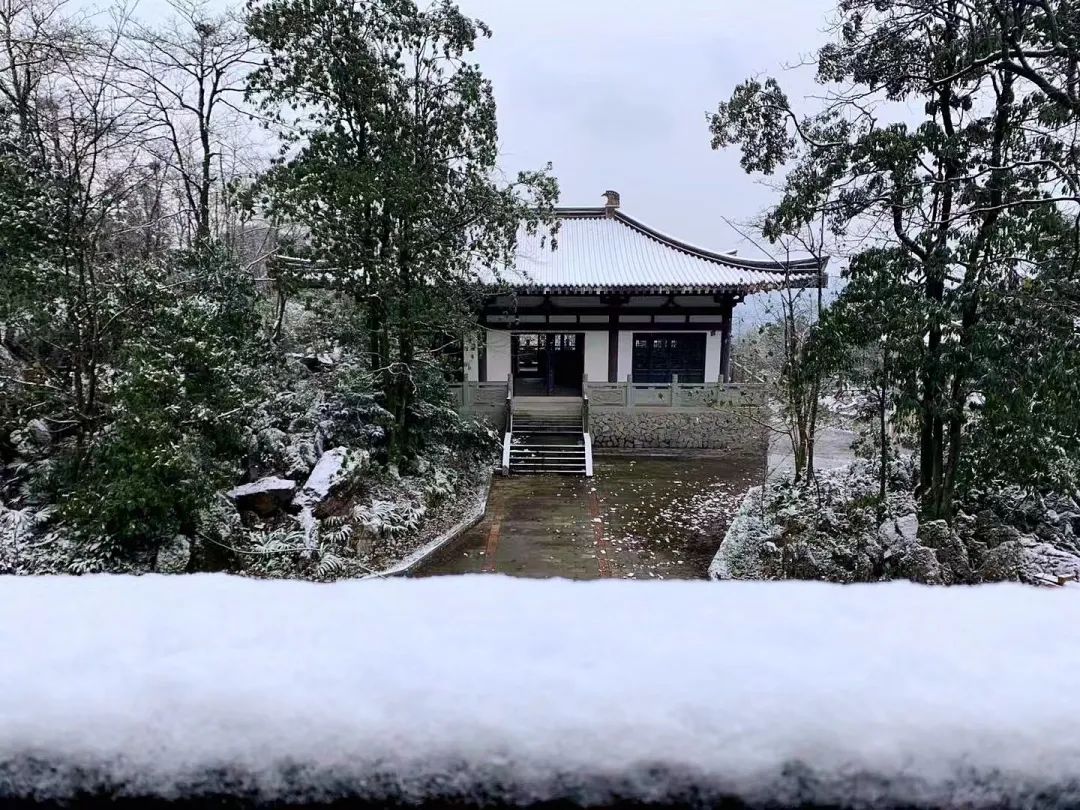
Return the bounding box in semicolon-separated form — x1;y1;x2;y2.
617;331;634;382
583;332;608;382
486;329;511;382
474;328;720;384
705;330;723;383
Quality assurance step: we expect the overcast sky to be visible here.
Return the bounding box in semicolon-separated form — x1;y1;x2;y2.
457;0;837;257
116;0;838;258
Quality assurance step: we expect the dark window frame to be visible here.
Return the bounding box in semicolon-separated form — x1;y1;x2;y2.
631;332;707;384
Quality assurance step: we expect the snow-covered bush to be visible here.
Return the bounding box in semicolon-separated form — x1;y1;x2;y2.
712;457;1080;586
0;502;129;575
51;245;265;557
421;464;457;504
355;496;427;538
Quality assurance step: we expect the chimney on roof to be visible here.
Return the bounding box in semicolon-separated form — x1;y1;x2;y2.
603;189;621;215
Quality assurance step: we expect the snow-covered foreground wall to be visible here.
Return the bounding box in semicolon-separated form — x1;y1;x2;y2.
2;575;1080;808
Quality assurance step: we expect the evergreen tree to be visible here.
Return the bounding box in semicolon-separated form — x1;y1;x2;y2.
710;0;1080;518
245;0;558;461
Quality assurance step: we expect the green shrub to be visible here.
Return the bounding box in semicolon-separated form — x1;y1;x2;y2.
58;244;265;554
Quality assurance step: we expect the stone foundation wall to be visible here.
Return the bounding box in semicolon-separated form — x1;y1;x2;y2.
589;407;766;458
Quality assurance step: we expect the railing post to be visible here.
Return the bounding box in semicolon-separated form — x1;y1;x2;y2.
581;374;590;432
671;374;679;407
505;373;513;434
502;373;513;475
581;374;590;433
501;431;511;476
625;373;632;408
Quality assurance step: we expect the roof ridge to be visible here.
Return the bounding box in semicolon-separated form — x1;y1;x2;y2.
549;207;824;273
611;211;822;273
554;206;606;218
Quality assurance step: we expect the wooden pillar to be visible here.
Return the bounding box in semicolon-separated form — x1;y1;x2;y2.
719;299;733;383
545;335;555;395
478;332;488;383
607;327;619;382
602;296;626;383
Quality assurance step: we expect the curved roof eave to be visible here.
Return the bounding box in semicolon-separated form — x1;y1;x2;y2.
556;207;827;273
505;282;817;295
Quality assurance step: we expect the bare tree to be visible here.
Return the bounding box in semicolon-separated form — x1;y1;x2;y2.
0;0;159;450
115;0;255;246
0;0;84;139
726;214;832;485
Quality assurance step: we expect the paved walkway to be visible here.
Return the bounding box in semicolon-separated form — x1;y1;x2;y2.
412;456;758;580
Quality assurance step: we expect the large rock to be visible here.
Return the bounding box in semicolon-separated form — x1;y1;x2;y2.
980;524;1021;549
292;447;369;550
227;476;298;516
879;512;919;547
26;419;50;447
155;534;191;574
895;513;919;543
892;543;942;585
11;418;51;457
255;426;288;457
919;519;973;584
292;448;365;508
978;540;1026;582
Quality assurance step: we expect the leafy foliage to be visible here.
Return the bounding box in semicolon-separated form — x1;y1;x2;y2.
55;244;266;551
711;0;1080;516
244;0;558;460
1;0;516;574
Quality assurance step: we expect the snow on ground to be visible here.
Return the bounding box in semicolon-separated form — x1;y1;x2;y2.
2;575;1080;807
711;457;1080;586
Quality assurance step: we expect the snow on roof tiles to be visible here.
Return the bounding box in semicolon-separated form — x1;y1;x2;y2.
478;208;827;294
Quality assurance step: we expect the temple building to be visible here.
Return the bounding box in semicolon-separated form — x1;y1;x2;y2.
456;191;828;476
468;191;825;393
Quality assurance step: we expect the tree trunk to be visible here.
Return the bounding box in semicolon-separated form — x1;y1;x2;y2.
879;376;888;507
806;375;819;482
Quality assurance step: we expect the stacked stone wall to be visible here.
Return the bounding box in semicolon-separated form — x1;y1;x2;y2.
589;406;766;458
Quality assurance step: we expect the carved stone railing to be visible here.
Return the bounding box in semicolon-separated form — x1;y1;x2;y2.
582;379;766;410
449;378;514;433
449;379;513;410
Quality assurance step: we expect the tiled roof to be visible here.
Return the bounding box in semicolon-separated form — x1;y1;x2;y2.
478;208;827;294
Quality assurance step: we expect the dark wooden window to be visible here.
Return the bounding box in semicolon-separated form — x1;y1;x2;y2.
632;333;706;383
513;334;542;377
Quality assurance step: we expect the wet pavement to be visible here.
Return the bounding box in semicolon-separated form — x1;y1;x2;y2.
412;455;760;580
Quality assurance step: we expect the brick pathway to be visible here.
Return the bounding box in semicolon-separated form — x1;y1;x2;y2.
413;455;758;580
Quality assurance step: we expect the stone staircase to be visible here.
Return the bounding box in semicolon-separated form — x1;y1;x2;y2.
503;397;593;476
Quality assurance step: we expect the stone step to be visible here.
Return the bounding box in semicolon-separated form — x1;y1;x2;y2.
510;444;585;451
514;408;581;414
512;461;586;467
510;465;588;475
509;451;587;457
514;417;582;423
511;425;583;432
510;446;585;452
514;427;583;433
503;405;593;475
514;415;582;420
